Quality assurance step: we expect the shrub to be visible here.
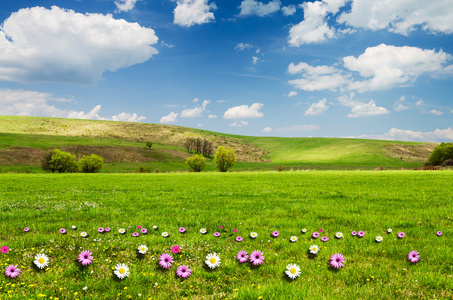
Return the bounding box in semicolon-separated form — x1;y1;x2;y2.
442;159;453;166
277;165;286;172
145;141;153;149
428;142;453;165
185;154;206;172
42;149;78;173
78;154;104;173
214;146;236;172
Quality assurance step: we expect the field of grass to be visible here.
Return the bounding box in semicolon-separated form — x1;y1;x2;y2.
1;171;452;299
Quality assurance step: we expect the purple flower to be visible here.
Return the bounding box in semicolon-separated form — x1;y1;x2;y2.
351;231;357;236
176;265;192;278
24;227;30;232
321;236;329;242
249;250;265;266
97;227;104;233
319;229;323;232
78;250;93;266
1;246;9;254
271;231;279;238
312;232;319;239
132;232;139;237
436;231;442;236
5;265;21;278
236;251;248;263
158;253;174;269
59;228;67;234
397;232;405;239
235;236;243;242
233;229;238;233
179;227;186;234
213;232;221;237
408;250;420;263
330;253;345;269
357;231;365;238
105;227;111;232
141;228;148;234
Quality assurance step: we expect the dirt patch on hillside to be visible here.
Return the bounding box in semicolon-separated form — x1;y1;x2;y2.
0;147;45;165
383;143;437;163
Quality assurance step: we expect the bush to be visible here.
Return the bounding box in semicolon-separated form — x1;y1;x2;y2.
78;154;104;173
428;142;453;165
185;154;206;172
442;159;453;166
145;141;153;149
277;165;286;172
214;146;236;172
42;149;78;173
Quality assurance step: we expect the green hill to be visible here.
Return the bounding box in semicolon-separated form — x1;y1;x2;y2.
0;115;436;172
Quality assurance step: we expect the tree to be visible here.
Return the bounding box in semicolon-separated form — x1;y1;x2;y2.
41;149;78;173
214;146;236;172
41;150;56;173
428;142;453;165
145;141;153;149
79;154;104;173
185;154;206;172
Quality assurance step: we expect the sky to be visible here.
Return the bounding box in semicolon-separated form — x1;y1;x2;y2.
0;0;452;142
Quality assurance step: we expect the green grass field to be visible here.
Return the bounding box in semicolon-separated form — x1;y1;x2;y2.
1;171;452;299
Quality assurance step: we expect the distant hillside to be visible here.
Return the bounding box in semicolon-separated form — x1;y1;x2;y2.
0;116;436;172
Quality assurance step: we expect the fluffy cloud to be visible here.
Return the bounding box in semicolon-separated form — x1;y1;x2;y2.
208;114;218;119
181;100;210;118
262;127;272;132
352;128;453;143
277;125;321;132
223;103;264;119
174;0;216;27
252;56;260;64
239;0;281;17
282;5;297;16
235;43;253;51
429;109;444;116
112;112;146;122
160;112;178;124
304;98;329;116
230;120;249;127
0;6;158;84
288;91;298;97
288;62;349;91
393;96;410;112
339;93;390;118
115;0;139;12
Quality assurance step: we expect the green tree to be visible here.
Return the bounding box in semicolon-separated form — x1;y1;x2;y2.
214;146;236;172
185;154;206;172
428;142;453;165
145;141;153;149
78;154;104;173
42;149;78;173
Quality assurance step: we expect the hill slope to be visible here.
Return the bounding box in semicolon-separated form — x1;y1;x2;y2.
0;115;436;172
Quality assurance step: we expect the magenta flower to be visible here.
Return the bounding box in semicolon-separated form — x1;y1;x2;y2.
132;232;139;237
271;231;279;238
330;253;345;269
321;236;329;242
219;226;223;229
236;251;248;263
78;250;93;266
5;265;20;278
397;232;405;239
158;253;174;269
319;229;323;232
357;231;365;238
1;246;9;254
59;228;67;234
233;229;238;232
176;265;192;278
408;250;420;263
436;231;442;236
351;231;357;236
97;227;104;233
249;250;265;266
137;225;142;229
171;246;181;254
235;236;243;242
213;232;221;237
105;227;111;232
141;228;148;234
312;232;319;239
24;227;30;232
179;227;186;234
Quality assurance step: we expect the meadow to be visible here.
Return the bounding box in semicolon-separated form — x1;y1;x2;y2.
1;171;452;299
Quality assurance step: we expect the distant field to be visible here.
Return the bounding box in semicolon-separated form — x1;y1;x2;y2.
0;171;452;299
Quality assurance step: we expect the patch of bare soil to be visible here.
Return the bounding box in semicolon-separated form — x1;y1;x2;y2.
383;143;437;163
0;147;45;165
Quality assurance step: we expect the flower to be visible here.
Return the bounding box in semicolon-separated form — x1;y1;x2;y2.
5;265;21;278
357;231;365;238
59;228;67;234
321;237;329;242
114;263;129;279
138;245;148;255
319;229;323;232
24;227;30;232
289;236;298;243
34;253;49;269
271;231;279;238
213;232;221;237
285;263;301;280
250;232;258;239
330;253;345;269
249;250;265;266
233;229;238;232
81;232;88;238
78;250;93;266
176;265;192;278
1;246;9;254
351;231;357;236
219;226;223;229
161;232;169;238
312;232;319;239
200;228;207;234
140;228;148;234
436;231;442;236
375;236;383;243
97;227;104;233
104;227;111;232
172;246;181;254
179;227;186;233
132;232;139;237
158;253;174;269
301;229;307;233
71;225;77;230
335;232;343;239
205;253;221;269
387;228;392;233
309;244;319;254
236;251;248;263
235;236;243;242
118;228;126;234
152;225;158;230
397;232;405;239
408;250;420;263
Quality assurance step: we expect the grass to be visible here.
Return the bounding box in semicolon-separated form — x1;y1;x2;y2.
1;171;452;299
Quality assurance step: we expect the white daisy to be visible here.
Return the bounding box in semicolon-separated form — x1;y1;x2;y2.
137;245;148;254
153;225;158;230
114;263;130;279
301;229;307;233
289;236;298;243
71;225;77;230
34;253;49;269
205;253;221;269
200;228;207;234
80;232;88;238
161;232;169;238
250;232;258;239
335;232;343;239
118;228;126;234
309;244;319;254
375;236;383;243
285;263;301;280
387;228;392;233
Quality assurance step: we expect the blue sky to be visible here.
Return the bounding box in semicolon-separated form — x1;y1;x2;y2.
0;0;452;142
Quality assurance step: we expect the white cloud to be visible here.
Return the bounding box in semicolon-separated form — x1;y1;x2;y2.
230;120;249;127
193;98;200;103
277;125;321;132
429;109;444;116
239;0;281;17
208;114;217;119
223;103;264;119
160;112;178;124
235;43;253;51
288;62;349;91
181;100;210;118
304;98;329;116
416;100;424;106
393;96;410;112
252;56;260;64
339;93;390;118
351;127;453;143
288;91;298;97
282;5;297;16
115;0;139;12
112;112;146;122
339;0;453;35
174;0;216;27
262;126;272;132
451;110;453;114
0;6;158;84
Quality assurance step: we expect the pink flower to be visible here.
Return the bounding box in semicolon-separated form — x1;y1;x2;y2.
321;236;329;242
312;232;319;239
176;265;192;278
235;236;243;242
179;227;186;234
397;232;405;239
408;250;420;263
236;251;248;263
351;231;357;236
171;246;181;254
137;226;142;229
141;228;148;234
59;228;67;234
330;253;345;269
1;246;9;254
249;250;265;266
271;231;279;238
436;231;442;236
24;227;30;232
233;229;238;232
78;250;93;266
357;231;365;238
319;229;323;232
219;226;223;229
213;232;221;237
158;253;174;269
132;232;139;237
5;265;20;278
97;227;104;233
105;227;111;232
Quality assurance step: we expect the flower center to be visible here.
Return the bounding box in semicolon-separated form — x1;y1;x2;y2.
141;247;145;251
290;268;297;274
313;247;317;251
38;258;45;264
210;258;216;264
119;268;125;274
